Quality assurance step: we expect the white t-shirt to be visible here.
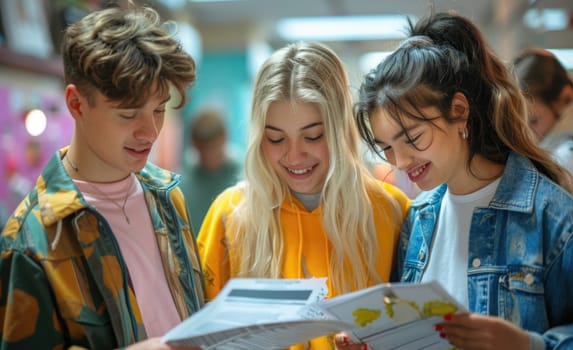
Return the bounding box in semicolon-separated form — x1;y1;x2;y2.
421;178;500;307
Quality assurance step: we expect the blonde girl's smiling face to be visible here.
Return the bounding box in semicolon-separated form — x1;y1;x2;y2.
262;100;330;194
369;105;469;192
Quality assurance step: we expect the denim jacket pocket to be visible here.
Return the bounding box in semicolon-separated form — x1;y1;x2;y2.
498;265;548;333
500;265;543;293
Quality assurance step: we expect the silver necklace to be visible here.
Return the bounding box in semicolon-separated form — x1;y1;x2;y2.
65;154;132;224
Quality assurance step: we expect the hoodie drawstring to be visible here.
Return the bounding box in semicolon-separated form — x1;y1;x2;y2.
288;193;304;279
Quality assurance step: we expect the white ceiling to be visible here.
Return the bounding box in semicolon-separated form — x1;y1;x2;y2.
179;0;573;59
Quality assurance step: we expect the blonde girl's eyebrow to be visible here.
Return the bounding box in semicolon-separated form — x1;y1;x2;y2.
265;125;282;132
301;122;323;130
265;122;323;132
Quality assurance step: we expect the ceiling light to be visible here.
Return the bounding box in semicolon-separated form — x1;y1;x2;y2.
359;49;573;75
547;49;573;70
523;8;569;31
359;51;394;73
277;15;412;42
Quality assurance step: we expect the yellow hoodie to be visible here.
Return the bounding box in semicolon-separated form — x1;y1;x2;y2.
198;180;410;349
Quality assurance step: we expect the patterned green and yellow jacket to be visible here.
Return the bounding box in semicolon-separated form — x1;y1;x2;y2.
0;148;205;349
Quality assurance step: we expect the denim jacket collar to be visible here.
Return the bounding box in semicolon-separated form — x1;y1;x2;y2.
410;152;537;213
489;152;537;213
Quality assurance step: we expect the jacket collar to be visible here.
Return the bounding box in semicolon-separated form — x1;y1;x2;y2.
37;147;179;226
37;148;87;226
410;152;537;213
489;152;537;213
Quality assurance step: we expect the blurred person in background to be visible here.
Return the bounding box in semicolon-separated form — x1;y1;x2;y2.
181;108;243;233
513;48;573;172
543;104;573;173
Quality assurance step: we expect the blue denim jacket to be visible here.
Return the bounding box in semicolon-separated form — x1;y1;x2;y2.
394;152;573;350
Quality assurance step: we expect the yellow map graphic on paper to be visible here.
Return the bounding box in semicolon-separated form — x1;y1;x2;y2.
349;291;460;350
422;301;458;317
351;297;459;327
352;308;381;327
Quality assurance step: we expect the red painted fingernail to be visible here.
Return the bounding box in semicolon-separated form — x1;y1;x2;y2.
342;336;349;345
439;332;447;338
444;314;453;321
361;344;369;350
434;324;443;331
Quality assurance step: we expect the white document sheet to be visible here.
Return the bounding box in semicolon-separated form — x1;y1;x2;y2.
162;277;351;349
162;278;467;350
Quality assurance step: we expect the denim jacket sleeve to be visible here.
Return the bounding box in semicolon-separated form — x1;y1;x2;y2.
538;229;573;350
540;325;573;349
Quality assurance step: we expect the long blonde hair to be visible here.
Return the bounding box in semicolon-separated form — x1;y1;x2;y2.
228;42;403;294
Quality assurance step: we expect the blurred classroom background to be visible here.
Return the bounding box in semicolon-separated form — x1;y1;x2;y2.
1;0;572;225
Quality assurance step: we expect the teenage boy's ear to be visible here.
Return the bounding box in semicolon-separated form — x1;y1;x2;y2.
65;84;85;120
450;92;470;121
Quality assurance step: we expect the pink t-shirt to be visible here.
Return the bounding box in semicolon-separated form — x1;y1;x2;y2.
74;174;181;337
